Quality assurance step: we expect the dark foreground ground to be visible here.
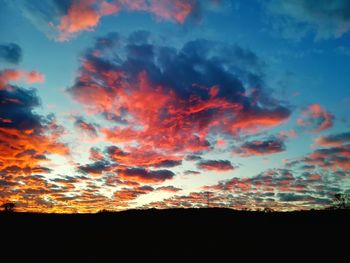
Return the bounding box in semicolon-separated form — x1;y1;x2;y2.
1;208;349;259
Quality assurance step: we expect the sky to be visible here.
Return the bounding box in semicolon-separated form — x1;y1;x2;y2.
1;0;350;213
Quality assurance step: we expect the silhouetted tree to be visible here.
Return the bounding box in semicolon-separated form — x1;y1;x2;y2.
333;194;350;209
1;202;15;212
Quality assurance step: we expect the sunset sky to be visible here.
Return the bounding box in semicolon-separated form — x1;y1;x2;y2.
1;0;350;213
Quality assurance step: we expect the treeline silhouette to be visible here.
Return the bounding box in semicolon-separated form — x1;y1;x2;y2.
1;199;350;260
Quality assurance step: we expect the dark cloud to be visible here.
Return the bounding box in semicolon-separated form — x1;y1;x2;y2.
117;167;175;183
184;170;201;175
185;155;202;161
0;43;22;64
74;117;98;137
198;160;234;171
77;161;111;175
234;137;285;156
152;159;182;168
265;0;350;39
277;192;311;202
316;131;350;146
0;86;41;131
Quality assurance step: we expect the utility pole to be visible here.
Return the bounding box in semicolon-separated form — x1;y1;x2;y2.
205;192;211;208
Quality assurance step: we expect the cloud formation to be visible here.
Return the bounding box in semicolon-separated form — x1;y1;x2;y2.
0;69;45;89
14;0;216;40
0;81;69;207
0;43;22;64
198;160;234;171
117;167;175;183
68;32;290;176
74;117;98;137
315;131;350;147
234;137;285;156
265;0;350;39
298;104;333;132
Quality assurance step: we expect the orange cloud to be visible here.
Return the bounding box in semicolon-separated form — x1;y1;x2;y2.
0;85;69;210
0;69;45;89
298;104;334;132
117;167;175;183
56;0;198;40
58;0;120;41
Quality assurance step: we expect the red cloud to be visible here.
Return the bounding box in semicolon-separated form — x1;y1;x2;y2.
68;33;291;184
0;86;69;211
56;0;198;40
107;145;183;168
114;185;154;203
58;0;120;41
234;138;285;156
74;118;98;137
197;160;234;171
315;131;350;147
298;104;334;132
26;71;45;84
0;125;69;179
117;167;175;183
0;69;45;89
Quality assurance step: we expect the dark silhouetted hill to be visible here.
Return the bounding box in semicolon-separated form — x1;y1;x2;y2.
1;208;349;259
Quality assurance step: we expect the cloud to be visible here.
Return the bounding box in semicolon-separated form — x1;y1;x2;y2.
152;159;182;168
306;146;350;172
234;137;285;156
0;43;22;64
265;0;350;39
74;117;98;137
77;160;111;175
0;69;45;89
0;83;69;207
184;170;201;175
156;185;182;192
117;167;175;183
68;32;290;172
193;167;340;210
114;185;154;202
276;192;312;202
315;131;350;146
13;0;214;41
297;104;334;132
185;155;202;161
197;160;234;171
106;145;183;168
288;130;350;173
